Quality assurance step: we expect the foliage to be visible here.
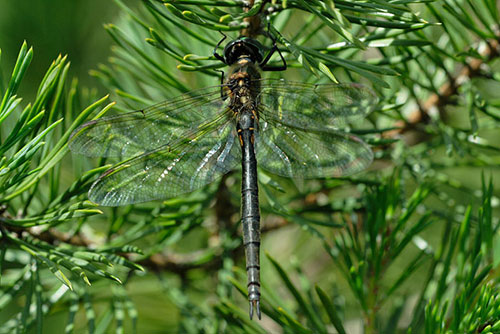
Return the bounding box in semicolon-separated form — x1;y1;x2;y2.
1;0;500;333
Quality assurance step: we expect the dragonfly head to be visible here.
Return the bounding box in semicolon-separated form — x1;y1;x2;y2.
223;37;265;65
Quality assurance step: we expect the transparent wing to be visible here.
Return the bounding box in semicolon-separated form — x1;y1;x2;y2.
88;112;240;206
69;86;226;158
257;79;377;130
255;118;373;179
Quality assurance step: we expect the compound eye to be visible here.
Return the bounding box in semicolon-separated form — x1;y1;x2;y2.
225;50;235;65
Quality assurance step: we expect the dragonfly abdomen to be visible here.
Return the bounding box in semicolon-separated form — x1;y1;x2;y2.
238;111;261;320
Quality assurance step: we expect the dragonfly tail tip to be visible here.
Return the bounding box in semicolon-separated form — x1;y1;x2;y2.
249;300;261;320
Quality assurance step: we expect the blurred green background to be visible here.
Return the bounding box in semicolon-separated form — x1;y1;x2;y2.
0;0;128;99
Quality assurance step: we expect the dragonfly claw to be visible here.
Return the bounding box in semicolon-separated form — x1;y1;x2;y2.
249;300;261;320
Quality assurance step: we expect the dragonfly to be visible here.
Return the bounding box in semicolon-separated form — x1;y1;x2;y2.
69;35;377;320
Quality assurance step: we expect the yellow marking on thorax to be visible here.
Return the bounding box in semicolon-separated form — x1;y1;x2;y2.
229;72;248;80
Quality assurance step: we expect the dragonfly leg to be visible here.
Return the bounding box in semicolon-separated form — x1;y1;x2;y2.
213;32;227;63
260;43;287;71
260;25;287;71
214;69;227;99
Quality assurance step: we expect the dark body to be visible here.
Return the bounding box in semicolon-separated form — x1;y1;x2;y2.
224;56;263;319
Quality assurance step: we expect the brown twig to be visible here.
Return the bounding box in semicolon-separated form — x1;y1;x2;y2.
241;0;258;38
29;227;91;247
240;0;272;38
389;36;500;143
139;249;223;273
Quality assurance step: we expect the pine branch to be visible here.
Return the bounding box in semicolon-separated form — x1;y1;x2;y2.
2;0;500;333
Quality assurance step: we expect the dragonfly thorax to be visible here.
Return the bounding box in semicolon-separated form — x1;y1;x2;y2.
222;38;266;113
225;71;260;114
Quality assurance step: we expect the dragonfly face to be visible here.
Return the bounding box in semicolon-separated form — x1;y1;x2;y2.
222;37;265;65
69;36;378;321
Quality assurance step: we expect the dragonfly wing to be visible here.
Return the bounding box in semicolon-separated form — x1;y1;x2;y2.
255;118;373;179
89;113;240;206
69;87;225;158
258;80;377;130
